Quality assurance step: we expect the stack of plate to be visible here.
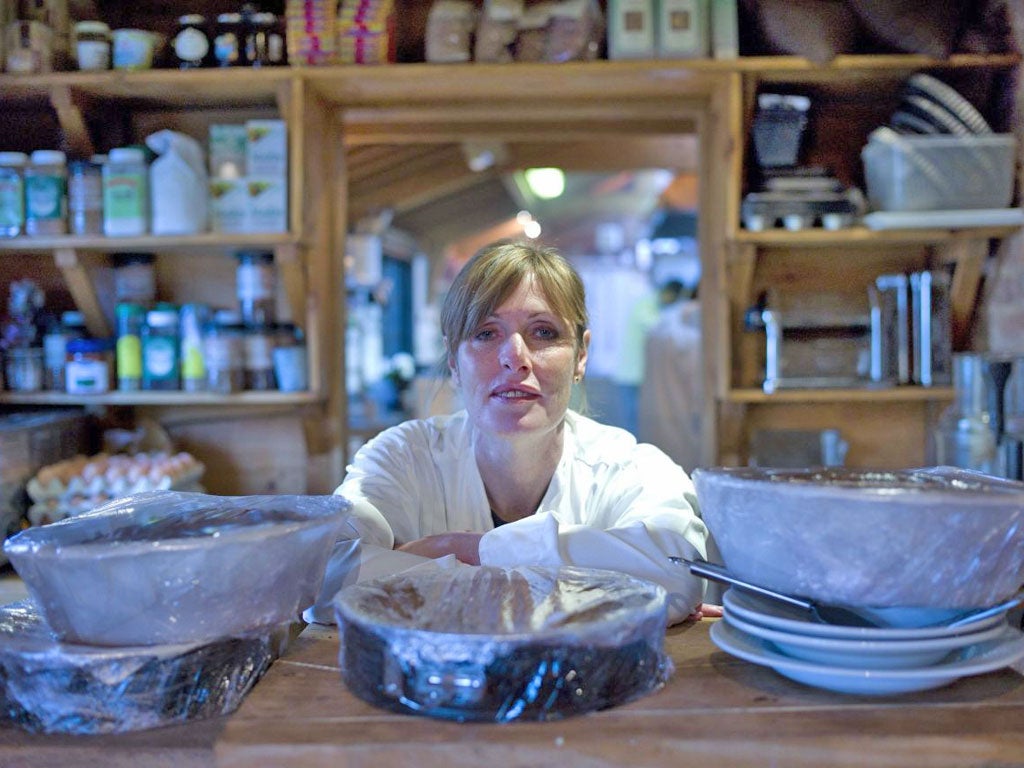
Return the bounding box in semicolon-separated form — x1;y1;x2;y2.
710;589;1024;695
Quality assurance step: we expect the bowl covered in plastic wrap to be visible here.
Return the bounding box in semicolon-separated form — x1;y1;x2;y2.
693;466;1024;611
3;490;351;646
333;562;671;723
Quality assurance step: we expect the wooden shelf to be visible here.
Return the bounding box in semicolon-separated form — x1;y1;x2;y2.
726;386;955;404
731;225;1021;249
0;390;324;406
0;232;300;254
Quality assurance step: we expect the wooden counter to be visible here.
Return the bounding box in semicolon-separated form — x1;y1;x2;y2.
3;619;1024;767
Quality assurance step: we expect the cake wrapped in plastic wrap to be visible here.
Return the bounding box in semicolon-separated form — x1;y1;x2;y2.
333;563;671;723
3;491;351;646
0;599;293;735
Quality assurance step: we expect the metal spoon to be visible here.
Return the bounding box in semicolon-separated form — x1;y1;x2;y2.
670;556;881;628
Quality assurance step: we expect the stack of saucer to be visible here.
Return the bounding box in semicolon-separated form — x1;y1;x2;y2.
711;589;1024;695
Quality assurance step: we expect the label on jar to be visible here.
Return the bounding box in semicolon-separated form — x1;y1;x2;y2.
116;333;142;379
25;173;64;221
144;337;177;379
103;172;146;221
66;358;110;394
76;40;110;70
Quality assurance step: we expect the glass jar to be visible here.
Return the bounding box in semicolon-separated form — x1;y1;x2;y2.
103;147;149;237
202;311;245;393
115;302;145;391
142;308;180;391
65;338;114;394
74;20;111;71
42;311;87;391
0;152;28;237
243;323;276;390
68;159;104;235
24;149;67;236
173;14;210;69
236;250;276;325
934;352;998;472
4;347;44;392
113;252;156;305
246;12;283;66
214;13;243;67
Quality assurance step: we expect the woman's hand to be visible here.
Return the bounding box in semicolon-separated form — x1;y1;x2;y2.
397;532;483;565
686;603;724;621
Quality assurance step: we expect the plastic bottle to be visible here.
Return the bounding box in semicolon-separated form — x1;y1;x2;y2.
180;303;209;392
24;149;67;236
236;250;275;325
0;152;28;237
102;146;149;236
141;308;180;390
115;302;145;391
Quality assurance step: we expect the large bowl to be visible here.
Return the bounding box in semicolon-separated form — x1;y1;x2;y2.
3;490;351;646
693;466;1024;609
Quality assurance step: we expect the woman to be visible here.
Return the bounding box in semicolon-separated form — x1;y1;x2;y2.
306;241;716;625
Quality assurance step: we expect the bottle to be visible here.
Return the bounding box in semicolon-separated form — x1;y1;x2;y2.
142;308;180;390
202;310;246;394
102;147;149;237
115;302;145;391
180;303;209;392
24;149;67;236
934;352;998;472
0;152;28;237
68;159;104;235
243;323;276;390
236;250;276;326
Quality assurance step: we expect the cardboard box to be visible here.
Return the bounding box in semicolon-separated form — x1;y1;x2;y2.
209;178;248;233
608;0;656;60
245;119;288;178
244;175;288;233
656;0;709;58
208;124;247;179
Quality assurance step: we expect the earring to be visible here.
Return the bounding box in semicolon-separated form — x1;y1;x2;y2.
573;375;581;383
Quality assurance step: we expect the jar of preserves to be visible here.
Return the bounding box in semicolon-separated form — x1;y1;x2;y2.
102;147;148;237
173;14;210;69
0;152;28;238
68;159;104;235
24;150;67;236
142;308;180;391
65;338;114;395
73;21;111;71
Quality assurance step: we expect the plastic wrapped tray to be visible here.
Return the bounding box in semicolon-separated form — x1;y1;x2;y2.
0;599;294;735
334;564;671;723
4;491;351;646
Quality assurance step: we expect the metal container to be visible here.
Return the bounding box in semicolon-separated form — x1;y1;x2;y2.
910;270;952;387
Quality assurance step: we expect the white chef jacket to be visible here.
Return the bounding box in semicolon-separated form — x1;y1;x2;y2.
304;409;709;625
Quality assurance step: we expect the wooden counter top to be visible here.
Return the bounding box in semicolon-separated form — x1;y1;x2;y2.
3;619;1024;767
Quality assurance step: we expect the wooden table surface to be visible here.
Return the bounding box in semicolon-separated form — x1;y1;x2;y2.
4;619;1024;768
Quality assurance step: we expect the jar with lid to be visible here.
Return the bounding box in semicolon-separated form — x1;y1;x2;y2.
243;324;276;390
4;347;44;392
24;150;67;236
115;302;145;391
214;13;243;66
113;252;156;305
173;15;211;69
202;311;245;393
74;21;111;70
142;308;180;391
246;12;284;66
103;147;148;237
0;152;28;238
65;338;114;394
236;250;276;325
68;159;104;235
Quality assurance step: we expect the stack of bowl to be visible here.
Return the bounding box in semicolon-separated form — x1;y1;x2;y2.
694;466;1024;694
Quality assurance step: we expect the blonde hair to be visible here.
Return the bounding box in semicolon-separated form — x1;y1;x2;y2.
440;241;589;358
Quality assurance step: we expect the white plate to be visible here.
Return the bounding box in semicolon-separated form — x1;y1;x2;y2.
863;208;1024;230
723;611;1007;670
724;589;1006;641
711;620;1024;696
903;94;972;136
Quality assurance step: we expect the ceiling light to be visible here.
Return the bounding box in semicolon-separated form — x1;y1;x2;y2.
524;168;565;200
523;220;542;239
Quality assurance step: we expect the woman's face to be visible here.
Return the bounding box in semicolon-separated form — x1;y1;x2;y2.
451;275;588;440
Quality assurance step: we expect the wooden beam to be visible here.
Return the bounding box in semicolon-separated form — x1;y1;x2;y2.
52;247;110;337
48;85;95;158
